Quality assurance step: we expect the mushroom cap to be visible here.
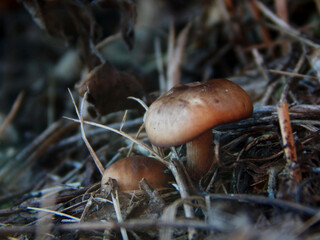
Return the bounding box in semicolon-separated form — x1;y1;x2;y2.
145;79;253;147
101;156;170;191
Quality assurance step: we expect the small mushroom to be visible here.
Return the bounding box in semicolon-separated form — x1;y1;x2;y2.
145;79;253;180
101;156;170;191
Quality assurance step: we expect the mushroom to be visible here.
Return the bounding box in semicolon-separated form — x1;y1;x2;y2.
145;79;253;180
101;156;170;191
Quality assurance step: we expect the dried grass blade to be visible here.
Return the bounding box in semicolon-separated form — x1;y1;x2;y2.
120;110;128;131
68;89;105;175
256;1;320;49
167;22;191;90
248;0;272;46
268;69;320;81
155;37;166;92
63;117;165;165
111;191;129;240
28;206;80;221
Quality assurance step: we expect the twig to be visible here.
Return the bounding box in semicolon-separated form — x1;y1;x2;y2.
277;99;302;183
79;194;94;222
0;91;25;137
120;110;128;131
248;0;272;48
256;1;320;49
268;69;320;81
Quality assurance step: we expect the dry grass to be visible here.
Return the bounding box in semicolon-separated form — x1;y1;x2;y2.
1;0;320;239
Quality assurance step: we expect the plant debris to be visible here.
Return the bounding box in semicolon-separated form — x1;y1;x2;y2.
1;1;320;239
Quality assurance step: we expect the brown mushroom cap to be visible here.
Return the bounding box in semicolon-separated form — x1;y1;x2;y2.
101;156;170;191
145;79;253;147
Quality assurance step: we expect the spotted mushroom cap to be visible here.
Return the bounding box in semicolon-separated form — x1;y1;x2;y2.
145;79;253;147
101;156;170;191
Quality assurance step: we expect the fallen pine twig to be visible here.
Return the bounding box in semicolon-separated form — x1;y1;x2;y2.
277;99;302;184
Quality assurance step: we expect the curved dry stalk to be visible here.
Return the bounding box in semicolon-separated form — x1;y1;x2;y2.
63;116;165;165
127;96;149;112
68;89;105;175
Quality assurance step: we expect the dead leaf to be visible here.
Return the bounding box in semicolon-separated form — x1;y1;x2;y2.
76;61;145;115
22;0;95;44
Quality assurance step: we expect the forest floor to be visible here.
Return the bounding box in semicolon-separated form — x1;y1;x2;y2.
1;1;320;239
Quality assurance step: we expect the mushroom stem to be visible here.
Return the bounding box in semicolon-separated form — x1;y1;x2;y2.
186;130;214;180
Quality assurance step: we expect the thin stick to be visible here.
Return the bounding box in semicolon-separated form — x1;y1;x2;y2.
256;1;320;49
256;1;299;34
268;69;320;81
120;110;128;132
249;0;272;47
0;91;25;137
277;99;301;183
